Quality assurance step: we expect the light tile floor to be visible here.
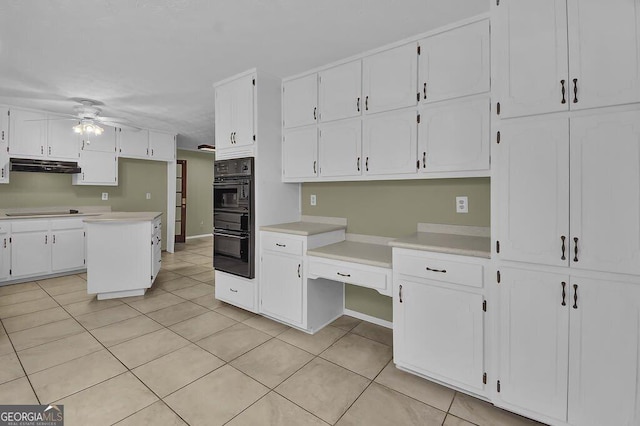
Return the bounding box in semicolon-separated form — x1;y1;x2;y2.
0;237;546;426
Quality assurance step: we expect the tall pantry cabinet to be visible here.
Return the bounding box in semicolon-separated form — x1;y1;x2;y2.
492;1;640;425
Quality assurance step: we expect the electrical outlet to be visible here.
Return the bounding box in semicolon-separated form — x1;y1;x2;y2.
146;193;151;200
101;192;108;201
310;194;317;206
456;196;468;213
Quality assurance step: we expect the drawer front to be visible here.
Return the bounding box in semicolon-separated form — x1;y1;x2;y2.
261;233;303;256
215;278;256;311
395;254;483;288
309;258;389;292
50;218;85;230
11;220;50;233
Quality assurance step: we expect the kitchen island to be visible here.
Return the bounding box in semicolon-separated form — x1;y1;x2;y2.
84;212;162;300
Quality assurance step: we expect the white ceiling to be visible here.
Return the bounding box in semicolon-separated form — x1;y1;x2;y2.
0;0;488;150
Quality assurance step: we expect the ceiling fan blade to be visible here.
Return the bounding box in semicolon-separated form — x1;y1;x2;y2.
24;117;78;122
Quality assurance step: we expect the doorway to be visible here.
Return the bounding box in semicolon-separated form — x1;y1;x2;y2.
175;160;187;243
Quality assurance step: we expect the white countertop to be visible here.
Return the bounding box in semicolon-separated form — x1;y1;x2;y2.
307;240;392;268
389;232;491;258
0;206;110;221
83;212;162;223
260;221;346;236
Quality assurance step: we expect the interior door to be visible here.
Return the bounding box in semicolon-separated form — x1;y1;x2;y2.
319;61;362;122
319;118;362;177
175;159;187;243
283;74;318;128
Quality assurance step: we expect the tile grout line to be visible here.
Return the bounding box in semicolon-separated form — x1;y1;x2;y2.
0;317;41;405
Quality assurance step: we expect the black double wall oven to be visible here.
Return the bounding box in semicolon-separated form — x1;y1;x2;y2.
213;157;255;279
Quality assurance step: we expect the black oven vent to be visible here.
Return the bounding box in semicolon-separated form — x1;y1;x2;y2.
10;158;82;174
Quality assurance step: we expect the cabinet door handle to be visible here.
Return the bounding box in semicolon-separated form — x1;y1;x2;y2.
561;80;566;104
53;235;56;244
336;272;351;277
313;160;317;174
297;264;301;278
275;243;286;247
313;107;317;120
426;267;447;273
45;235;48;244
357;157;360;171
573;78;578;103
230;132;233;143
561;281;566;306
365;157;369;172
423;82;427;99
399;284;403;303
573;284;578;309
422;152;426;169
3;238;6;249
41;146;44;155
573;237;579;262
230;288;238;293
365;96;369;111
48;146;51;155
561;235;566;260
357;97;360;112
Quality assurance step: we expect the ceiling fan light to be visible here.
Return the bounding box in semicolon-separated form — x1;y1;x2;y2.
73;124;82;134
94;125;104;135
197;144;215;152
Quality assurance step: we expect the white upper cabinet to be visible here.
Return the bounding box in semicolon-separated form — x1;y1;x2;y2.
0;107;9;184
283;74;318;128
215;72;255;152
570;109;640;276
363;109;417;176
81;126;117;153
118;128;149;158
567;0;640;111
495;115;570;267
214;81;234;151
318;61;362;122
419;20;490;103
8;108;47;158
73;150;118;186
319;118;362;177
418;95;489;173
148;130;175;161
363;43;418;114
47;115;81;160
282;126;318;180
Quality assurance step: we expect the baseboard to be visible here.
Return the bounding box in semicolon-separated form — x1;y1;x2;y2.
343;308;393;329
186;233;213;240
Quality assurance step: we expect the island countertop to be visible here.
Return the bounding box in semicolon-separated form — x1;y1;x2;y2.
83;212;162;223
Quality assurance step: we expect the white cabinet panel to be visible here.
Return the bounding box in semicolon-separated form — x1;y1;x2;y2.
496;116;569;267
570;110;640;275
51;228;85;272
9;108;47;158
231;74;255;147
118;128;149;158
363;43;418;114
0;225;9;281
215;81;235;150
260;251;303;326
492;0;569;118
319;118;362;177
568;277;640;426
73;150;118;186
11;229;50;278
418;95;489;173
283;74;318;128
363;109;417;176
419;20;490;103
81;126;117;153
0;107;8;184
149;130;175;161
47;115;81;160
319;61;362;122
498;268;569;422
567;0;640;110
283;126;317;179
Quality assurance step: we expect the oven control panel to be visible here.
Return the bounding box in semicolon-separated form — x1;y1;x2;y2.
215;157;253;178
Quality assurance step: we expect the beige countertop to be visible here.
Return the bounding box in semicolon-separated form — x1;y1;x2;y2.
389;232;491;258
0;206;110;221
307;240;392;268
83;212;162;223
260;221;346;236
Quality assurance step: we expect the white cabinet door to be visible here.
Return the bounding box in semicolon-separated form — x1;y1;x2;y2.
74;151;118;186
283;74;318;128
51;228;85;272
260;251;303;326
492;0;569;118
0;228;9;281
419;20;490;103
283;126;318;180
568;277;640;426
319;61;362;122
0;107;8;184
82;126;117;153
570;110;640;275
363;109;417;176
496;116;570;266
567;0;640;110
11;230;50;278
231;74;255;147
319;118;362;177
394;278;484;390
215;81;235;150
418;95;489;173
118;128;149;158
47;115;80;160
149;130;175;161
497;268;569;422
9;109;47;158
363;43;418;114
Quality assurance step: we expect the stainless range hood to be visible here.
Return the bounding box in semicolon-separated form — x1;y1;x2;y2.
10;158;82;174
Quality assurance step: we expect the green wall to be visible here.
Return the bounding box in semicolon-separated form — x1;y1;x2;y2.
302;178;490;322
176;149;214;237
0;158;168;248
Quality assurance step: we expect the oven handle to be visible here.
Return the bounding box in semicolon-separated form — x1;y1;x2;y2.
213;232;250;240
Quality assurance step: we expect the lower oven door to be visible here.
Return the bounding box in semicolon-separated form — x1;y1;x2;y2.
213;231;253;278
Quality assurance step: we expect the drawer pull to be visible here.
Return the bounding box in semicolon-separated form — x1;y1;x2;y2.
399;284;403;303
297;264;301;278
336;272;351;278
230;288;238;293
275;243;286;247
426;267;447;273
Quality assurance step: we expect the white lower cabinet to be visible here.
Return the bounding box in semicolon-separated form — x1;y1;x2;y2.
0;223;10;281
393;248;486;394
261;250;303;326
496;267;640;426
51;220;86;272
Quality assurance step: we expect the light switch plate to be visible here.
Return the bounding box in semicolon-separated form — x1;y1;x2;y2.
456;196;468;213
101;192;109;201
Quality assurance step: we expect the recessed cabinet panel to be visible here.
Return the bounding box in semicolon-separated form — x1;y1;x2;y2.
319;118;362;177
11;230;50;278
570;110;640;275
492;0;569;118
363;109;417;176
215;81;235;150
9;108;47;158
567;0;640;110
231;74;255;147
51;228;85;272
283;126;317;179
74;150;118;186
283;74;318;128
419;96;489;173
496;116;570;267
363;43;418;114
319;61;362;122
47;115;81;160
419;20;490;103
118;128;149;158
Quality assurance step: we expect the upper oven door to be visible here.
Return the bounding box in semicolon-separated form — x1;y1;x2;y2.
213;178;251;211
